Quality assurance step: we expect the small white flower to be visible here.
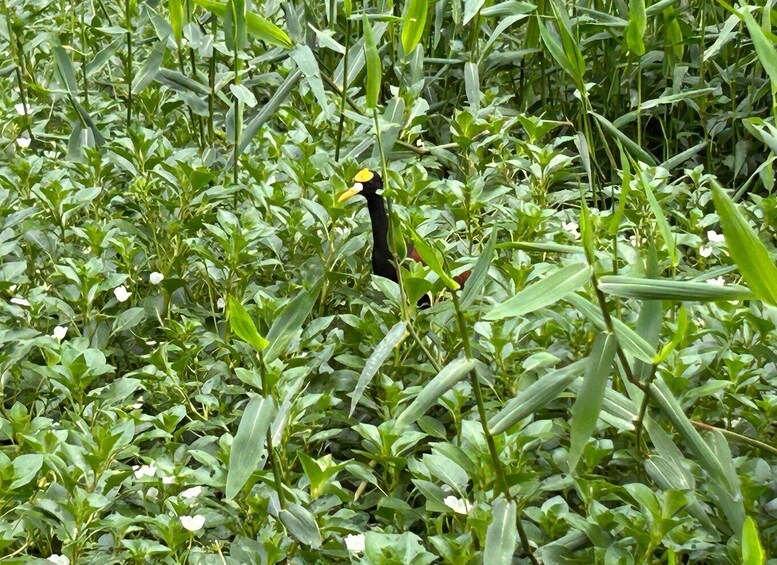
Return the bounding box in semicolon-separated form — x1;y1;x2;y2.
629;235;639;247
162;475;176;485
180;486;202;500
16;135;31;149
114;285;132;302
52;325;68;341
415;138;425;148
344;533;365;552
134;464;157;479
180;514;206;532
699;246;713;258
129;396;144;410
145;340;157;346
15;102;32;115
706;276;726;287
46;555;70;565
146;487;159;499
217;297;226;310
10;297;30;307
443;495;473;515
561;221;580;240
707;230;725;243
44;150;58;159
149;272;164;285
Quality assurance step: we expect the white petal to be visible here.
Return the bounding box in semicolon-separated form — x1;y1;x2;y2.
114;285;132;302
443;495;472;515
47;555;70;565
344;533;365;552
52;325;68;340
707;230;725;243
217;297;226;310
10;297;30;307
15;103;32;115
699;246;713;258
180;486;202;499
149;272;164;285
180;514;206;532
15;135;31;148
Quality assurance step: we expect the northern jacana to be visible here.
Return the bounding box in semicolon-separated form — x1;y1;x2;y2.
338;168;470;307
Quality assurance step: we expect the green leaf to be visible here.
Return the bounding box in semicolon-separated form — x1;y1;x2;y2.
484;497;517;565
464;61;481;110
290;45;330;116
742;517;765;565
132;41;167;95
461;225;498;309
362;14;382;109
590;111;657;165
597;275;753;302
227;299;269;351
568;333;618;471
169;0;185;43
195;0;294;49
739;7;777;90
409;227;461;290
463;0;487;24
566;293;655;363
350;322;407;416
626;0;646;55
226;395;274;500
10;454;44;490
710;180;777;305
639;169;679;266
279;503;322;548
485;263;592;321
395;358;475;430
264;288;317;362
489;359;588;435
401;0;429;55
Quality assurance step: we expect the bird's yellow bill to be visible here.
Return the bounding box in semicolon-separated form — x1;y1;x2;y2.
337;184;363;202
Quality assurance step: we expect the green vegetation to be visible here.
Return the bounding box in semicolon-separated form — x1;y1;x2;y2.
1;0;777;562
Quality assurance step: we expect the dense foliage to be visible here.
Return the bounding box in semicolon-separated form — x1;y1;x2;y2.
2;0;777;563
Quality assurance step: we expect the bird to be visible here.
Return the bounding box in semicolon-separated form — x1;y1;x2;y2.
337;168;471;308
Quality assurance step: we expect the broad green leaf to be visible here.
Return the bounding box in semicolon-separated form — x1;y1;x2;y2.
485;263;592;321
742;517;765;565
711;180;777;305
363;14;382;109
597;275;753;302
111;307;146;335
195;0;294;49
566;293;655;363
401;0;429;55
626;0;646;55
489;359;587;435
484;497;517;565
639;170;679;266
227;299;269;351
350;322;407;416
10;454;44;490
53;46;79;93
395;358;475;430
157;68;210;95
226;395;274;499
569;333;618;471
279;503;322;548
409;228;461;290
132;41;167;95
463;0;487;24
461;225;498;309
264;288;317;362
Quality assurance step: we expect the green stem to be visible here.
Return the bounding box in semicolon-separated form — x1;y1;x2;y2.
335;18;351;161
449;290;539;565
125;0;133;127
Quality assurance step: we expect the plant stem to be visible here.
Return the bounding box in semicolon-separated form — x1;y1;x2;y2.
449;290;538;565
125;0;132;127
335;18;351;161
691;420;777;457
633;363;657;457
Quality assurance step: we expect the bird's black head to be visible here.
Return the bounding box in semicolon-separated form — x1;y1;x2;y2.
338;168;383;202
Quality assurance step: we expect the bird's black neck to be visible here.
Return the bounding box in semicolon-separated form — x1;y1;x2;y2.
365;193;397;281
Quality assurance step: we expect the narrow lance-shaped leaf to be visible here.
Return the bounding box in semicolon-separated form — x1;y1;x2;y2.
132;41;167;95
264;287;318;362
568;333;618;471
169;0;185;44
226;395;275;500
639;169;679;266
227;299;269;351
195;0;293;49
362;14;382;109
409;227;461;290
626;0;646;55
739;7;777;90
279;503;322;548
489;359;588;435
742;517;765;565
460;224;498;309
401;0;429;55
485;263;592;321
597;275;753;302
395;358;475;430
484;497;518;565
350;322;407;416
710;180;777;305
